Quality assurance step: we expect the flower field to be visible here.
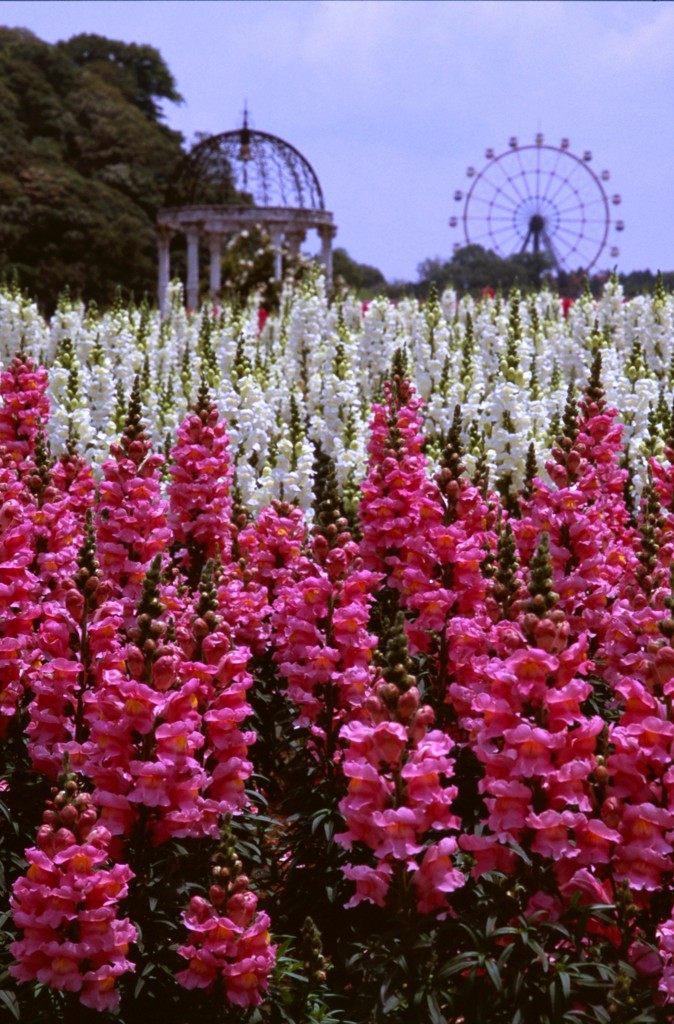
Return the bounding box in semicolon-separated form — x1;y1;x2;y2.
2;275;674;1022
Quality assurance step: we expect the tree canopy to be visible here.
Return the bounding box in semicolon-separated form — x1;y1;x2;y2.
0;28;185;311
417;245;553;296
333;247;387;295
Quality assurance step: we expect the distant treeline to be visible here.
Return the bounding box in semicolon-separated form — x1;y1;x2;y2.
333;246;674;302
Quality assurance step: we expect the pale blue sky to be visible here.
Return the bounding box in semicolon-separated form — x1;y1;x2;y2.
2;0;674;280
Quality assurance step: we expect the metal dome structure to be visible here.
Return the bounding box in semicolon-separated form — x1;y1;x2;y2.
156;111;336;311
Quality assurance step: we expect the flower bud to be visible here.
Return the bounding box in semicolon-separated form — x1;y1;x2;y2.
125;644;145;679
397;686;420;721
59;804;79;827
209;884;226;907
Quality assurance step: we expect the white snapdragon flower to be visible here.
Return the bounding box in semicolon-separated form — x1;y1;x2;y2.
47;365;94;455
0;294;48;364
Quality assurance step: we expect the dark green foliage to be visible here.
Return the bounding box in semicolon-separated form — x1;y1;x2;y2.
332;248;387;296
0;27;184;312
417;245;553;297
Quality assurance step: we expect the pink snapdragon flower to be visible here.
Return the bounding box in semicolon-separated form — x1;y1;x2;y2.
95;392;170;610
358;377;442;587
237;500;308;599
0;355;50;471
177;888;275;1008
10;780;136;1011
657;918;674;1003
168;394;234;579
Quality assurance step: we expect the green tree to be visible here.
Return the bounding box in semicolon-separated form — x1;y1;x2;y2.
333;247;387;295
58;32;183;121
0;27;185;311
418;244;553;296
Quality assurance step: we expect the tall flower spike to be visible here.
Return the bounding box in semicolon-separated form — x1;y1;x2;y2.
95;377;169;607
76;509;99;587
0;355;51;471
526;533;558;618
635;468;664;595
492;519;523;621
580;350;606;419
168;377;234;586
299;916;328;986
24;426;52;504
389;345;409;402
130;554;165;653
472;428;490;498
312;441;345;536
10;767;137;1011
176;818;276;1007
561;377;579;446
522;441;538;503
435;404;466;524
124;375;144;446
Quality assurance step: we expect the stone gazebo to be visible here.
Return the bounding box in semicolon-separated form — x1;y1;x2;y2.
156;114;336;312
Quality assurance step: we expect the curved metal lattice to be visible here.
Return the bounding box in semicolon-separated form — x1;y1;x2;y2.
450;136;623;273
168;118;325;211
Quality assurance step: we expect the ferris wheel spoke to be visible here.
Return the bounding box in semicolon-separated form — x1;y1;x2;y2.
468;194;522;218
554;214;609;224
535;144;542;208
554;221;595;243
468;222;520;242
513;151;537;205
545;162;591;208
555;199;608;219
495;227;530;251
467;225;522;250
480;217;521;228
488;158;530;206
544;168;585;207
553;227;605;244
485;221;525;239
554;228;603;257
553;217;602;239
471;172;524;211
540;150;567;204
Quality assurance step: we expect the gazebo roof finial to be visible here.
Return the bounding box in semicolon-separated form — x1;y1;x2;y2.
239;102;251;164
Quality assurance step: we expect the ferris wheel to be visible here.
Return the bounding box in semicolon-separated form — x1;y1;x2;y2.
449;135;624;273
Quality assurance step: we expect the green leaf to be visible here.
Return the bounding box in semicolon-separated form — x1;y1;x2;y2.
484;957;503;994
439;952;481;978
508;839;533;866
382;993;402;1014
525;937;549;970
0;991;20;1020
426;993;445;1024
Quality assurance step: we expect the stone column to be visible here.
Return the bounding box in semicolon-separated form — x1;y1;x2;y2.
268;226;283;281
285;228;306;259
318;224;337;288
156;226;173;317
186;225;200;310
207;232;222;303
